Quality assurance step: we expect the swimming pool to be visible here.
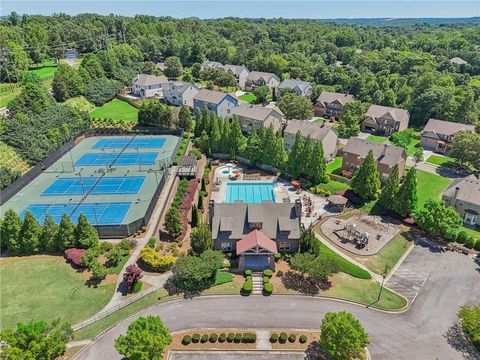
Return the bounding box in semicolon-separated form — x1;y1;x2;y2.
226;182;276;203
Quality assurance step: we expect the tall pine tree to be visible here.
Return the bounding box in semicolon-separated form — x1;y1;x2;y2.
302;136;314;178
244;128;262;165
351;150;381;201
18;211;42;254
209;114;221;153
228;117;246;157
75;213;99;249
378;164;400;210
1;209;22;255
56;214;76;250
309;141;328;184
274;133;288;170
287;132;304;179
42;215;59;253
394;167;417;217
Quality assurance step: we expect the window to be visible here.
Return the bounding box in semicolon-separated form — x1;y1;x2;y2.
221;242;232;252
227;109;231;114
279;241;290;251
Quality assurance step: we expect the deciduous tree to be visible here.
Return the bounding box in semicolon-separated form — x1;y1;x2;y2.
414;199;462;237
165;207;184;238
278;93;314;120
123;264;143;291
164;56;183;78
337;101;366;138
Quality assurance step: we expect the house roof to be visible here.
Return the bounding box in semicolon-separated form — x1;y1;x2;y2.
443;175;480;206
278;79;311;92
284;120;338;142
422;118;475;137
194;89;237;105
156;62;167;71
211;202;301;241
343;137;406;167
201;60;224;70
132;74;168;86
316;91;355;105
236;229;278;255
450;57;468;65
224;64;249;76
246;71;280;83
165;81;199;94
233;103;283;121
365;105;409;126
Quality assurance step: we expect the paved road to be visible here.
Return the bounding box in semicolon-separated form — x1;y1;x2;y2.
77;244;480;360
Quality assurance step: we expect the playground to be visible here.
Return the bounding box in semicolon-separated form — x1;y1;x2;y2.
320;213;400;255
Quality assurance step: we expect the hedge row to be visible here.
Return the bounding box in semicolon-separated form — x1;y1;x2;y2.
270;332;307;344
182;332;256;345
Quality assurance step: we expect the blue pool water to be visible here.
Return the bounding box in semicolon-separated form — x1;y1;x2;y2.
226;182;275;203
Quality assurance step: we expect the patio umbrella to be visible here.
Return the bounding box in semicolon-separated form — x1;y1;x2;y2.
232;170;241;174
291;180;301;188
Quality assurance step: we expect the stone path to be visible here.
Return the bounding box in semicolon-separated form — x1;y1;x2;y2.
252;273;263;295
255;330;272;350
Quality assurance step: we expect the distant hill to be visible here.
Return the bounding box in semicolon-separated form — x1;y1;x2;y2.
314;17;479;25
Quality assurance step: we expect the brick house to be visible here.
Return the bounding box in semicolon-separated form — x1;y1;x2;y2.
420;118;475;155
361;105;410;135
314;91;355;118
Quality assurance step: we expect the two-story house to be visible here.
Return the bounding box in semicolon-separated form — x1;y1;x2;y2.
421;118;475;154
245;71;280;93
224;65;250;88
232;104;285;134
193;89;238;118
361;105;410;135
442;175;480;227
342;137;406;182
277;79;312;99
201;60;224;71
209;200;302;270
131;74;169;98
163;81;200;107
283;121;338;162
314;91;355;118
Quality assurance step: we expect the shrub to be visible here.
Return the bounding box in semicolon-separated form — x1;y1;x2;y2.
200;334;208;343
242;333;256;343
474;239;480;251
245;276;252;282
182;335;191;345
118;239;132;253
299;335;307;344
192;333;200;343
218;333;227;343
209;334;218;343
456;231;469;244
288;334;297;343
263;269;273;277
64;248;86;267
270;333;279;343
99;241;113;254
234;333;242;343
147;237;156;248
465;237;477;249
227;333;235;343
274;253;281;262
263;283;273;294
276;270;284;277
279;332;288;344
133;280;143;293
140;247;176;272
242;280;253;293
263;276;270;284
123;264;142;291
244;269;252;276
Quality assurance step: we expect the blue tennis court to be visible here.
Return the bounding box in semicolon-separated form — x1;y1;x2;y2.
21;202;132;225
92;138;166;149
75;152;158;166
42;176;145;196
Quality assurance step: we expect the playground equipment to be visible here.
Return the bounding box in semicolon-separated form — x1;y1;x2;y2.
342;223;369;248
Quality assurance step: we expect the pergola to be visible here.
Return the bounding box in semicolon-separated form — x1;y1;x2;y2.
236;229;278;270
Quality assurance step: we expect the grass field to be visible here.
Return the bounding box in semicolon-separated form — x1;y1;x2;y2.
0;141;31;174
367;135;389;143
239;93;257;103
28;65;58;79
426;154;455;167
317;242;371;279
416;169;452;209
90;99;139;122
313;180;350;195
326;156;342;174
0;86;21;108
461;226;480;238
0;256;115;330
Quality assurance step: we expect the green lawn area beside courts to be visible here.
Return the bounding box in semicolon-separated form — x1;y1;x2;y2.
326;156;342;174
416;169;452;209
0;256;115;330
90;98;139;122
426;154;456;167
367;135;390;143
238;93;257;103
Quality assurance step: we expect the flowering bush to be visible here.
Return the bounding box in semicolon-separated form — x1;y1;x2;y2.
123;264;142;290
64;248;86;267
140;247;176;272
179;179;199;217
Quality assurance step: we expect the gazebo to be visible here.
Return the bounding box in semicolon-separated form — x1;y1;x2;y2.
326;194;348;212
236;229;277;270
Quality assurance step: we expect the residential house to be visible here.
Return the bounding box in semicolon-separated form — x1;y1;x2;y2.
245;71;280;93
65;49;79;59
442;175;480;226
342;137;406;182
278;79;312;99
314;91;355;118
421;118;475;154
224;64;250;88
362;105;410;135
193;89;238;118
163;81;200;107
131;74;169;98
233;103;285;134
450;57;468;65
283;120;338;162
201;60;224;71
209;200;302;269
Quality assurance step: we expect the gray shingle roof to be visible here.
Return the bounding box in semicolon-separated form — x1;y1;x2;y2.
316;91;355;105
444;175;480;206
343;137;406;167
224;64;249;76
211;202;301;241
450;57;468;65
278;79;311;92
132;74;168;86
233;103;283;121
201;60;224;70
166;81;199;94
423;119;475;137
246;71;280;83
194;89;236;105
365;105;409;126
284;120;337;142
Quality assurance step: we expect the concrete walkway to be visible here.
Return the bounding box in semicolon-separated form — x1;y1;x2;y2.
255;330;272;350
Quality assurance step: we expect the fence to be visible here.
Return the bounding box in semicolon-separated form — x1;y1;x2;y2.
329;173;352;185
71;287;157;331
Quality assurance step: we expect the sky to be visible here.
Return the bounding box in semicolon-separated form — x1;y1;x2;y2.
1;1;479;19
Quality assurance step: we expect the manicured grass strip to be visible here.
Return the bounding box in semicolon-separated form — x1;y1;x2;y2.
28;65;58;79
0;87;21;108
173;136;190;165
367;135;389;143
461;226;480;238
90;99;139;122
314;180;350;195
318;242;371;279
426;154;455;166
214;271;233;285
239;93;257;103
363;233;412;275
105;255;130;275
326;156;342;174
415;169;452;209
0;257;115;330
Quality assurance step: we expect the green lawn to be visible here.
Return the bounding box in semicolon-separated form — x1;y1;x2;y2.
0;257;115;330
416;169;452;209
405;138;421;156
326;156;342;174
239;93;257;103
28;65;58;79
313;180;350;195
317;242;371;279
426;154;456;167
90;99;139;122
0;87;21;108
367;135;389;143
461;226;480;238
313;118;324;125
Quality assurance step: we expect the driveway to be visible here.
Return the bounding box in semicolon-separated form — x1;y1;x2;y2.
77;244;480;360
